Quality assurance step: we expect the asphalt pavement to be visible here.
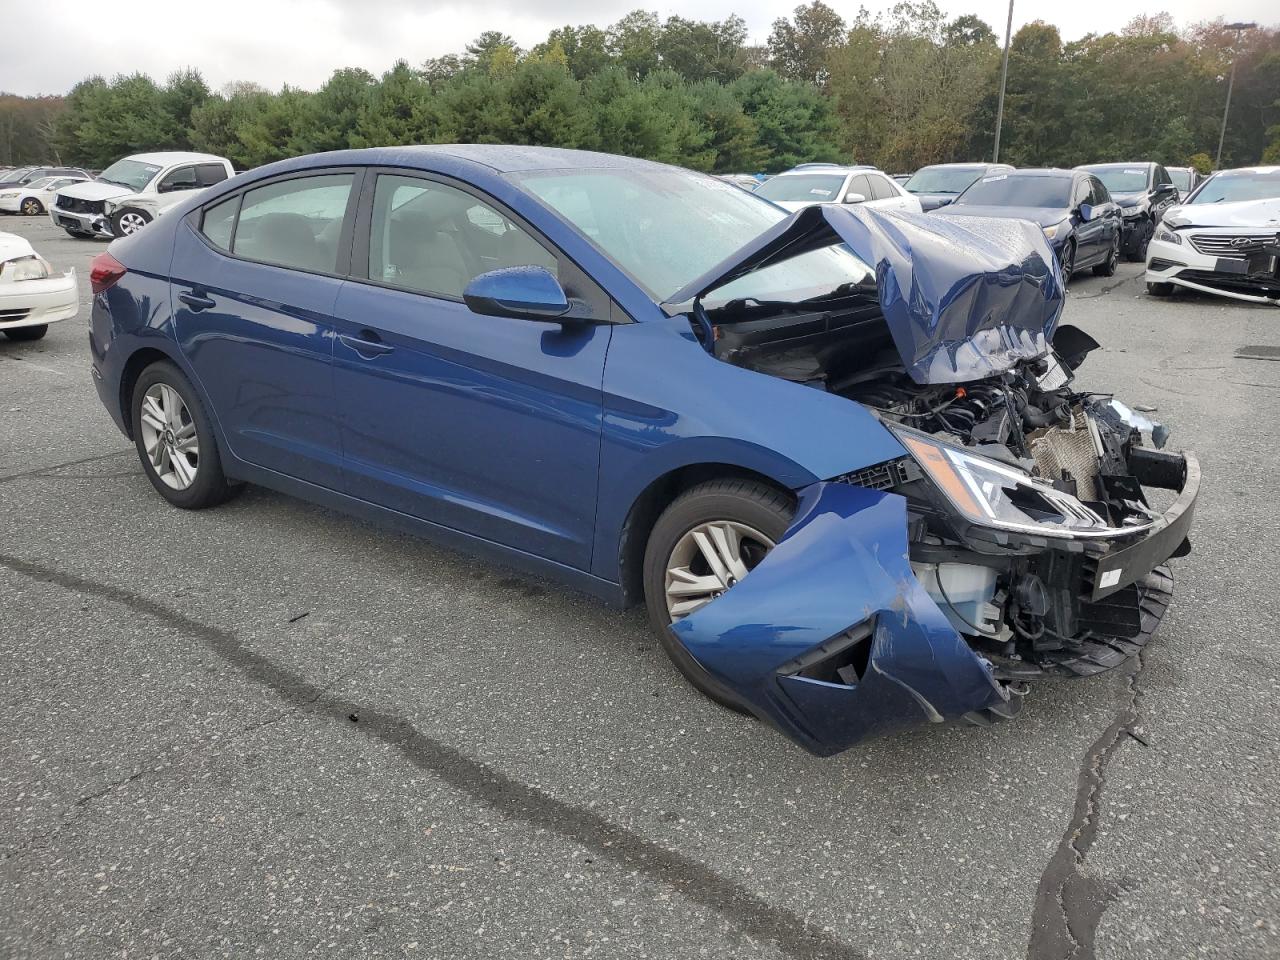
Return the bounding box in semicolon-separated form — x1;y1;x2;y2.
1;213;1277;960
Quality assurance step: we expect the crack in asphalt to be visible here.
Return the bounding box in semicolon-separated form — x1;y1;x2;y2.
1070;276;1135;301
0;449;132;486
0;552;863;960
1027;654;1148;960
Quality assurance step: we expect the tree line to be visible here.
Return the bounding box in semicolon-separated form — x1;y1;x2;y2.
2;4;1277;174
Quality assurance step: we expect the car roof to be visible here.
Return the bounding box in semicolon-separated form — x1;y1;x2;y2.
917;162;1006;169
1211;165;1280;175
1077;162;1154;170
999;168;1077;177
117;151;229;165
776;165;879;176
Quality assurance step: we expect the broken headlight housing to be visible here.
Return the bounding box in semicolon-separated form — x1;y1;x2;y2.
892;428;1114;539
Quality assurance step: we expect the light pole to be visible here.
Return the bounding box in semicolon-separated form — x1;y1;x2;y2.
992;0;1014;163
1215;21;1257;170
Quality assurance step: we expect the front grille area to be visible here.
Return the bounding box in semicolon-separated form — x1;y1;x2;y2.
1028;406;1102;501
0;308;32;323
1189;233;1279;259
55;194;104;215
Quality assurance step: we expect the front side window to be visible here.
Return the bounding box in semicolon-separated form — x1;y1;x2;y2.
160;166;200;192
1088;178;1111;205
368;175;556;300
868;174;897;201
846;175;872;201
231;174;354;273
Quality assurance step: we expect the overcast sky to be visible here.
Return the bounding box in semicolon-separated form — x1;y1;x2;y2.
1;0;1273;97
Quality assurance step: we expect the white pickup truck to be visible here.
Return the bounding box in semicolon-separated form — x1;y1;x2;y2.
50;151;234;239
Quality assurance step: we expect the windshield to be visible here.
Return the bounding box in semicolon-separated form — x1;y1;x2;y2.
753;174;847;204
1189;170;1280;205
954;174;1072;208
520;166;803;301
1168;169;1195;192
904;166;983;195
1086;167;1149;195
21;177;56;190
97;158;162;191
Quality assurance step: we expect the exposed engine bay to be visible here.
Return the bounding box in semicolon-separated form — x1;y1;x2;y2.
707;295;1195;696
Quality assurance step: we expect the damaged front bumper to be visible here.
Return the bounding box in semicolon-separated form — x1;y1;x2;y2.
668;450;1198;757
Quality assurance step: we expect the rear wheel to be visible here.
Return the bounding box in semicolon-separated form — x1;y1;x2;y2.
130;361;241;510
1093;233;1120;277
1146;281;1174;297
643;478;793;711
19;198;43;216
3;324;48;341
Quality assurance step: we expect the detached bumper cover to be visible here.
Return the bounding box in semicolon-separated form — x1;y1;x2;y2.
670;482;1013;756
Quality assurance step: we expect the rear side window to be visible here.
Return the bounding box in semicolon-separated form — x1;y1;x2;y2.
231;174;354;273
367;174;556;300
196;163;229;187
201;195;240;251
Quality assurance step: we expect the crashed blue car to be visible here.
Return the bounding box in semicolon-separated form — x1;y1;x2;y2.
88;146;1199;755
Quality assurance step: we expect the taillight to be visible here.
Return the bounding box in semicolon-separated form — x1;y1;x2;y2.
89;252;127;295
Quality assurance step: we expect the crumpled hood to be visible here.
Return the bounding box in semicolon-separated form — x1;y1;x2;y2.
55;180;130;202
936;203;1066;228
663;204;1064;384
0;230;36;264
1166;197;1280;228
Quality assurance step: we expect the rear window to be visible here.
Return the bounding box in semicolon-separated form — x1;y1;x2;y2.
955;175;1072;208
755;174;847;203
196;163;229;187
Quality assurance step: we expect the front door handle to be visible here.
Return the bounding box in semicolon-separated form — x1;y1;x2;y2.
339;331;394;357
178;290;216;311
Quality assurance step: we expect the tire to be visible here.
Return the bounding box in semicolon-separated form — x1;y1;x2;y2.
1093;233;1120;277
111;207;152;237
3;324;48;341
1146;282;1174;297
19;198;43;216
1125;223;1151;262
130;360;240;510
1058;241;1075;288
642;478;794;711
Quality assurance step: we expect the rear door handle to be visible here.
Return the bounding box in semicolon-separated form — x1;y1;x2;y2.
178;290;216;311
339;330;394;357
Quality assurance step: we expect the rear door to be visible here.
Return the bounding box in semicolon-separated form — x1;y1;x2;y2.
330;170;611;569
171;170;360;489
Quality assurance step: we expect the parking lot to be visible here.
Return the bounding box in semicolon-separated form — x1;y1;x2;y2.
1;212;1277;959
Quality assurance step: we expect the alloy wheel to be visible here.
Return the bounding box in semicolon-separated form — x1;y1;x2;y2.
1059;244;1074;286
118;211;149;235
139;383;199;490
20;199;41;216
664;520;775;621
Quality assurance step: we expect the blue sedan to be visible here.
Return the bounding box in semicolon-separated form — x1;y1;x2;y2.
88;146;1198;755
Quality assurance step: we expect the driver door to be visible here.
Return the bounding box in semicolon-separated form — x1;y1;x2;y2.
331;172;612;569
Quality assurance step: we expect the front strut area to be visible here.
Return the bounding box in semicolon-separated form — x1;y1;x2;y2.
669;482;1017;756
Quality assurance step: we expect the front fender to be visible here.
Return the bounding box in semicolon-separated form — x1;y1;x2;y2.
670;482;1010;755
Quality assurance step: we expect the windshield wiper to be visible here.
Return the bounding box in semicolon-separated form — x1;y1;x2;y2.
721;282;870;314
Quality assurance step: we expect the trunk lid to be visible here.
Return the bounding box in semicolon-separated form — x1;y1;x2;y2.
663;204;1064;384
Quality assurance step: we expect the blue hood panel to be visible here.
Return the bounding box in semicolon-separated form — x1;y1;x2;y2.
665;204;1064;384
669;482;1010;755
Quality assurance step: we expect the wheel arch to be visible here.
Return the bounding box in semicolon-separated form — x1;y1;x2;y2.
616;461;797;608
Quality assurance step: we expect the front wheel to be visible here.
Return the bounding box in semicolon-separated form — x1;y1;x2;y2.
111;207;152;237
1126;223;1152;262
1058;242;1076;288
1093;233;1120;277
19;198;44;216
3;324;48;341
1146;281;1174;297
131;361;241;509
643;478;793;711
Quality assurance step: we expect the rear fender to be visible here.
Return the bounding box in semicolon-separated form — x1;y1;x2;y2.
669;482;1008;755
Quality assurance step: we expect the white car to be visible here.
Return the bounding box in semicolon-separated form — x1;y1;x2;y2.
0;174;92;216
0;231;77;341
752;163;923;214
1145;166;1280;306
51;151;233;239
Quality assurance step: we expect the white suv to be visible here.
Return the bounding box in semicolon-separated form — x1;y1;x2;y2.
753;163;923;214
50;151;234;239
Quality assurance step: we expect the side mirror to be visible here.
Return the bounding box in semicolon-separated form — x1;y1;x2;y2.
463;265;571;321
1077;203;1096;222
844;192;867;204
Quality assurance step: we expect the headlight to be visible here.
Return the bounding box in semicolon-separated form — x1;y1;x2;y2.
1121;204;1147;219
0;255;53;282
1155;227;1181;246
1042;220;1067;240
893;428;1114;538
